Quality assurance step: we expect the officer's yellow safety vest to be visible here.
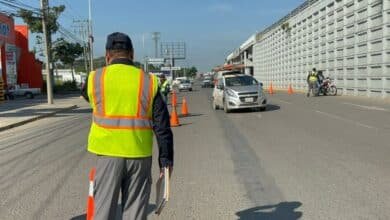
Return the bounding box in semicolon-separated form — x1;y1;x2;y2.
87;64;159;158
160;80;169;94
309;72;318;82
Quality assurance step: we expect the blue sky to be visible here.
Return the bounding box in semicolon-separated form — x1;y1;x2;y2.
16;0;305;71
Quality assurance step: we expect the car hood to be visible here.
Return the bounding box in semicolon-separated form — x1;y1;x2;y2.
180;83;191;86
226;85;259;93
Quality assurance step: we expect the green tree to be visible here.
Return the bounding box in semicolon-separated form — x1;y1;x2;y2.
52;38;83;82
18;5;65;85
176;66;198;78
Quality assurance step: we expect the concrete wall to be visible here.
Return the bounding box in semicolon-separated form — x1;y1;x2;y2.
253;0;390;98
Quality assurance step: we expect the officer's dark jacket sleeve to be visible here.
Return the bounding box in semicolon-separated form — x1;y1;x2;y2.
152;92;174;168
81;74;89;102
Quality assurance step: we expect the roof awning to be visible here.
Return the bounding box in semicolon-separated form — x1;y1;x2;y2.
212;64;245;72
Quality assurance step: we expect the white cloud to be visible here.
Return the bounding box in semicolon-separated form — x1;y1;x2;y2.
208;3;233;13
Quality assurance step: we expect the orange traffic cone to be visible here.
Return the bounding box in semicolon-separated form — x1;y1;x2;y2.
170;106;180;127
288;84;294;95
86;168;96;220
181;97;189;117
171;91;177;107
268;82;274;95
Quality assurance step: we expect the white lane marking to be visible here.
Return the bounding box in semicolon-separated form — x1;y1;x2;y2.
315;110;376;129
343;102;390;112
273;99;292;105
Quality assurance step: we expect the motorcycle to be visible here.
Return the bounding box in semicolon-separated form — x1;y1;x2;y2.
319;78;337;96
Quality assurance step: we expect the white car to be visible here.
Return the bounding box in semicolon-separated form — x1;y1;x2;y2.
178;79;193;92
172;77;188;87
9;85;41;99
212;72;267;113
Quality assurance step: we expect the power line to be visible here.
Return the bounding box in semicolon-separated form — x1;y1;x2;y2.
57;23;83;44
0;0;40;15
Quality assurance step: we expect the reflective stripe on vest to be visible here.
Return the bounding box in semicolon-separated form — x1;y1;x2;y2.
92;67;154;129
93;115;151;130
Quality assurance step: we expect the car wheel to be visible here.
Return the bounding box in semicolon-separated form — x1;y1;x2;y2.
25;92;34;99
223;100;231;113
189;88;193;91
260;107;266;112
7;94;15;100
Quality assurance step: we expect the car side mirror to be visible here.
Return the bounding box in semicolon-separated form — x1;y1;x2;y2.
217;85;224;90
259;82;263;87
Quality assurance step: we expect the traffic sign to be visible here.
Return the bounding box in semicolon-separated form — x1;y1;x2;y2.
161;66;181;71
148;58;165;65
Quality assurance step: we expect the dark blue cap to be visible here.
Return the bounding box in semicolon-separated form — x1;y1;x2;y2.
105;32;133;50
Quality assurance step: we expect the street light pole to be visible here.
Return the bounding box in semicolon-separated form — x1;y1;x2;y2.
88;0;94;71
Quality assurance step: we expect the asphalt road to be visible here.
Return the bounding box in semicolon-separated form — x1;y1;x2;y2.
0;85;389;220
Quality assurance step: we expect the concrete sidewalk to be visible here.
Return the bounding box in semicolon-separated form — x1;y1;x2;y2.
0;95;82;132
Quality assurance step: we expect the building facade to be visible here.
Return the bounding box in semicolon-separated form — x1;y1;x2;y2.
250;0;390;97
0;13;43;90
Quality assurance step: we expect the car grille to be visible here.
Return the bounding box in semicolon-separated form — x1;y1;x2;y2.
238;92;258;96
239;96;258;103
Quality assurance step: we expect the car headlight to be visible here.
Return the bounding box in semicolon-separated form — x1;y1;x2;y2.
225;89;238;98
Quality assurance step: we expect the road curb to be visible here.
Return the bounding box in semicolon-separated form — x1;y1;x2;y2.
0;105;78;132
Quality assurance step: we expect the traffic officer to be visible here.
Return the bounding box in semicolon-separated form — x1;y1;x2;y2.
307;68;318;97
159;74;170;103
81;32;173;220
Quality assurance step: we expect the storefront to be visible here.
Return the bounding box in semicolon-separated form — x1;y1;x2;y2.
0;13;42;90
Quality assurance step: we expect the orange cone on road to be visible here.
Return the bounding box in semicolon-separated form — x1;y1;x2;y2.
288;84;294;95
170;106;180;127
86;168;96;220
181;97;189;117
268;82;274;95
171;91;177;107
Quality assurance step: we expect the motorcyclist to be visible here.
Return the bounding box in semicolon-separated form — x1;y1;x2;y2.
317;70;325;94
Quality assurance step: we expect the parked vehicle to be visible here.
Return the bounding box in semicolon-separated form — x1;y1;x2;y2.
212;72;267;113
4;89;15;100
201;78;214;88
9;84;41;99
172;77;188;88
178;79;193;92
319;78;337;96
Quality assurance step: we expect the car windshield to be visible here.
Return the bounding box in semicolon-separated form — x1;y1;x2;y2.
182;80;190;84
225;76;258;87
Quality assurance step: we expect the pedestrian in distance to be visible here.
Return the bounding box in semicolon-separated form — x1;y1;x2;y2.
81;32;173;220
307;68;319;97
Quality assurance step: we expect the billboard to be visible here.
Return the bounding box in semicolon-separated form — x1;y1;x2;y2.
160;42;186;60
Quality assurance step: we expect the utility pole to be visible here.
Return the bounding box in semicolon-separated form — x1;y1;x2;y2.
152;32;160;58
73;20;90;73
41;0;53;104
142;34;148;73
170;48;174;80
88;0;94;71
